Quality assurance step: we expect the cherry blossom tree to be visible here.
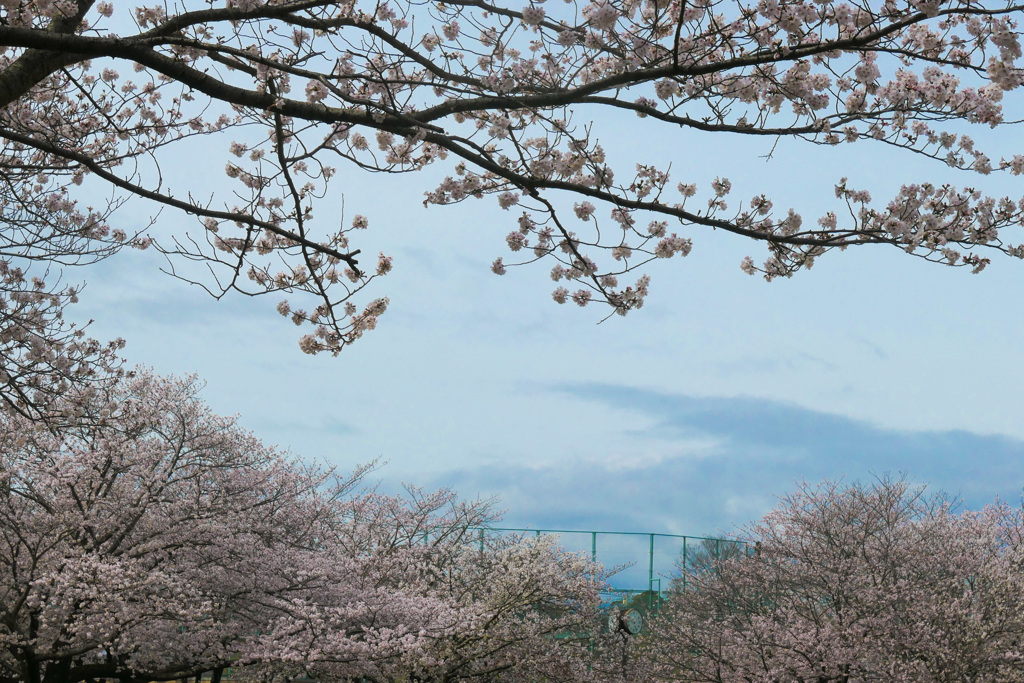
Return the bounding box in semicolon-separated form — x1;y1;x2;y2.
4;0;1024;412
650;476;1024;682
0;369;608;683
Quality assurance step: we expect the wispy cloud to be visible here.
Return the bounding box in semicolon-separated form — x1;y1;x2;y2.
394;383;1024;545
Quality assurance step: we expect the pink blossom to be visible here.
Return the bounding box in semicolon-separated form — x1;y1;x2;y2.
521;6;545;26
654;79;679;100
647;220;667;237
421;33;441;51
497;191;519;209
571;289;591;306
612;245;632;260
574;201;596;220
583;1;619;31
506;231;527;251
557;30;578;47
654;233;692;258
442;21;460;40
305;80;328;102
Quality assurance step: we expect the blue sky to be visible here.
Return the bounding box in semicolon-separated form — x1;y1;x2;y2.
65;82;1024;568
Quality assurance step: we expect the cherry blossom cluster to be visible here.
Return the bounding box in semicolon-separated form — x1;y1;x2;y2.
0;0;1023;365
0;259;127;421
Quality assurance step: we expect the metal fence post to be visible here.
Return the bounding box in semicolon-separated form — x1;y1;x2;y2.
682;536;688;590
649;533;654;594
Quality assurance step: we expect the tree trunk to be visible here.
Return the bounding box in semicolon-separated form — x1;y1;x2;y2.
25;658;42;683
42;656;70;683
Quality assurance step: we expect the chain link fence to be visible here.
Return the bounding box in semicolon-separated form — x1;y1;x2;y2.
480;527;746;602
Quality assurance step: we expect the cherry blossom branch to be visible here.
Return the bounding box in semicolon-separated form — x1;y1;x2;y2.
0;125;363;270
